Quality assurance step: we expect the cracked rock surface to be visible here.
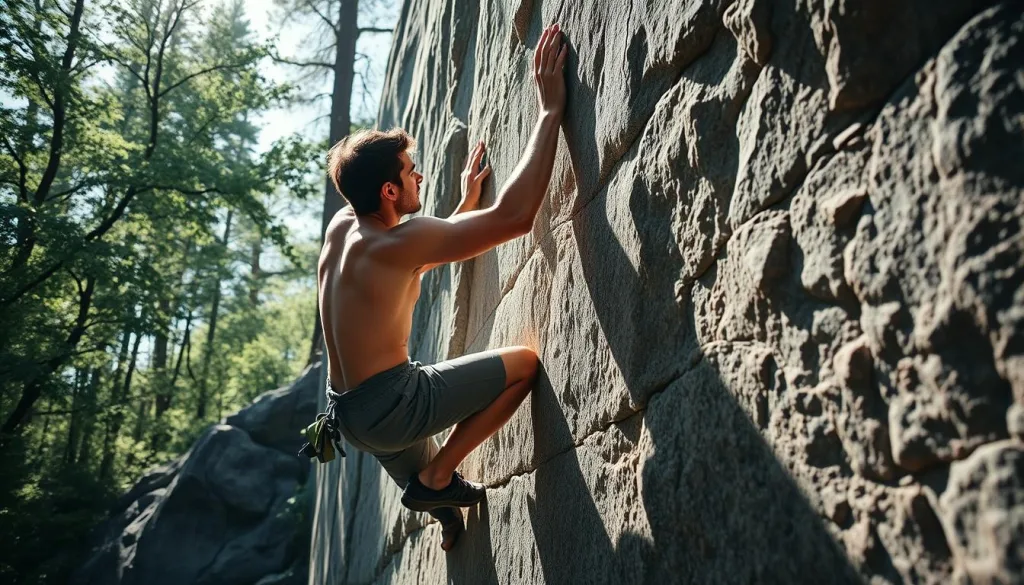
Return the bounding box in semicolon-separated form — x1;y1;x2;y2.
311;1;1023;583
71;364;321;585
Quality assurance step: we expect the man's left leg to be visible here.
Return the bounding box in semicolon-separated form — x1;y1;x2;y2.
376;440;464;551
416;346;538;490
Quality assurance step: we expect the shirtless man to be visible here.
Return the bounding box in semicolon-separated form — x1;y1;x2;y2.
316;24;567;550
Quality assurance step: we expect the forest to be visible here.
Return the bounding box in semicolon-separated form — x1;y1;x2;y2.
0;0;392;582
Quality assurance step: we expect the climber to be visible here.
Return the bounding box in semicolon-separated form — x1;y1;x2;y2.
314;23;568;551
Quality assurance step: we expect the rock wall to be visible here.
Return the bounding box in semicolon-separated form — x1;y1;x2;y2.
73;364;321;585
309;1;1024;583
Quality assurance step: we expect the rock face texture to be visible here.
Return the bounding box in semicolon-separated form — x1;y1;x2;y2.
310;1;1024;583
73;363;320;585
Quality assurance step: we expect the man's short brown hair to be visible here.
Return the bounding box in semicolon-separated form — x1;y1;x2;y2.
327;128;416;215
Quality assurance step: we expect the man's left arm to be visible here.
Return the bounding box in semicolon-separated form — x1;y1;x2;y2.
449;196;479;217
419;142;492;274
449;141;489;218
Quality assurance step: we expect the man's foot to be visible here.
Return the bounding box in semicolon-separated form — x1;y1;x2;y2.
401;471;486;512
430;507;464;551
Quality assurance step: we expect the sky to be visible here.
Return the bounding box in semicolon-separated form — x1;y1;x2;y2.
244;0;397;154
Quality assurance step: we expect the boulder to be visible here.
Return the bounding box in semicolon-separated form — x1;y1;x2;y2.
73;363;319;585
224;361;321;454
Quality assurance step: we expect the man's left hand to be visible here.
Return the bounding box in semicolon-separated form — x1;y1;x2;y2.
458;141;491;211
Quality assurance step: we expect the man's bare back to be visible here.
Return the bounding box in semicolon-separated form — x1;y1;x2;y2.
318;204;423;392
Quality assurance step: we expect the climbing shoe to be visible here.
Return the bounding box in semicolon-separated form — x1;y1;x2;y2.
401;471;486;512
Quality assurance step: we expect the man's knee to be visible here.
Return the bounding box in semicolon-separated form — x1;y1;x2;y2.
498;346;539;386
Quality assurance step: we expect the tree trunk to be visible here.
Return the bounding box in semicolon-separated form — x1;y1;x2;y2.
250;235;262;306
151;310;191;453
83;327;130;470
110;328;132;398
152;297;170;408
309;0;359;363
99;330;142;482
63;367;86;467
127;391;149;469
197;211;233;420
4;0;86;279
319;0;359;238
76;367;101;467
131;392;148;442
154;239;193;421
158;309;192;416
37;398;52;461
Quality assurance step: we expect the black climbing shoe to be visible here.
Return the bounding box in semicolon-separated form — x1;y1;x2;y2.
401;471;486;512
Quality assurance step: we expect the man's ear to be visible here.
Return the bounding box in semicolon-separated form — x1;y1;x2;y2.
381;182;397;202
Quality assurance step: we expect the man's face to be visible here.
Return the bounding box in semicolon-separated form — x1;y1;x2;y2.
394;150;423;215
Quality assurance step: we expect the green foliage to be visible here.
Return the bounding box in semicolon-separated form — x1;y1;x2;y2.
0;0;323;582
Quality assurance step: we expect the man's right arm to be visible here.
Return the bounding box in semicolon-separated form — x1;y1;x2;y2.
378;23;568;270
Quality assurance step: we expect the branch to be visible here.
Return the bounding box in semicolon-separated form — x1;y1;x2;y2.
289;91;333;107
141;1;155;58
44;180;94;203
157;62;248;98
254;269;297;279
65;276;95;357
139;16;154;100
84;185;141;241
3;260;64;306
116;19;152;57
71;56;104;77
25;65;54;109
185;111;220;146
270;53;334;69
138;185;224;197
98;50;148;86
55;0;72;19
81;317;124;331
145;1;179;157
358;27;392;34
33;0;86;206
1;135;30;203
302;0;337;33
65;266;84;296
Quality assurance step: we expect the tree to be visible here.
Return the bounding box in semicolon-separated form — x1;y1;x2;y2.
0;0;312;443
0;1;333;581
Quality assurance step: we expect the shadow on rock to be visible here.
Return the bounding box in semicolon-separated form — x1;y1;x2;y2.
445;496;500;584
542;30;864;582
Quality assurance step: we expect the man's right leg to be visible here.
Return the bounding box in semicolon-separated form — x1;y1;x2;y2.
416;346;539;490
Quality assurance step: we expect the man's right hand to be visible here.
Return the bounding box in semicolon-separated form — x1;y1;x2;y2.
378;24;569;274
534;24;567;116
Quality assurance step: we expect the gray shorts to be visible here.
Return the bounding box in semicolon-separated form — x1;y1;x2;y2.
326;350;507;488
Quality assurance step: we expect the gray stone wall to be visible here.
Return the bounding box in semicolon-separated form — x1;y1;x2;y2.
309;1;1024;583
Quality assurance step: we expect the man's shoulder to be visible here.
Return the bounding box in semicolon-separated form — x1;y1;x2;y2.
326;206;357;234
389;214;449;237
